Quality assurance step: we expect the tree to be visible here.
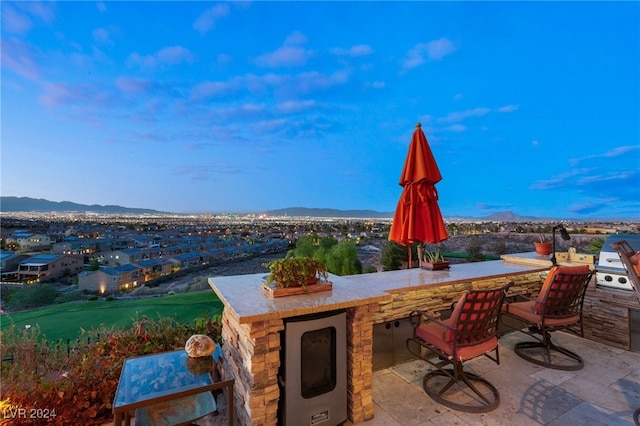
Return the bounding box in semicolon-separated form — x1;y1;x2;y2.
293;236;359;276
381;242;408;271
294;235;318;258
466;236;484;262
326;240;361;276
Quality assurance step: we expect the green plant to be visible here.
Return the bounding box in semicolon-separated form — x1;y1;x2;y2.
263;253;328;288
422;248;447;263
538;234;549;244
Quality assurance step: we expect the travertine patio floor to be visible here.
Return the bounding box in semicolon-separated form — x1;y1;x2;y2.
110;331;639;426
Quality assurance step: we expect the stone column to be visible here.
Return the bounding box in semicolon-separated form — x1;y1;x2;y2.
346;304;378;423
219;308;284;425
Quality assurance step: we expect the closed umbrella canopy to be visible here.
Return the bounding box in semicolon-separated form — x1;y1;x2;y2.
389;123;448;248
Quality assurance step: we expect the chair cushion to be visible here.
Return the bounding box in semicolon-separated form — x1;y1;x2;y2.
503;300;579;328
415;321;498;361
134;391;216;426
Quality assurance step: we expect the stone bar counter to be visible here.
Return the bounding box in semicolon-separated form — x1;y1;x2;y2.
209;259;548;425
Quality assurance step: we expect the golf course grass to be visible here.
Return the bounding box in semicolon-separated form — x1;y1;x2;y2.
0;291;223;343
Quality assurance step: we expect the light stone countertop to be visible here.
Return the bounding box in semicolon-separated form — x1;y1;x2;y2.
208;258;547;324
208;273;390;324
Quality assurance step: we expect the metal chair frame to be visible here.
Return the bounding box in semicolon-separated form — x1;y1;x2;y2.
501;266;594;371
406;282;512;413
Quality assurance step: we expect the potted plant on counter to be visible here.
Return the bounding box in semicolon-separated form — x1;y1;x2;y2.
534;234;553;256
263;253;329;290
418;246;450;270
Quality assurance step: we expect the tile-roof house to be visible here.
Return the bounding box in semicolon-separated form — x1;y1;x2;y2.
135;258;173;282
52;237;99;255
101;248;142;266
78;264;142;294
168;251;210;270
17;254;84;282
0;251;29;276
7;232;53;252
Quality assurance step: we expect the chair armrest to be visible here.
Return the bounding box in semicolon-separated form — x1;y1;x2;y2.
409;309;455;331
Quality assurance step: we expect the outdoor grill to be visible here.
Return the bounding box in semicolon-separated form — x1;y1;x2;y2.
596;235;640;291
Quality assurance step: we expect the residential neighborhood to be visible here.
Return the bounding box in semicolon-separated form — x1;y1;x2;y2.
1;214;296;293
1;212;638;295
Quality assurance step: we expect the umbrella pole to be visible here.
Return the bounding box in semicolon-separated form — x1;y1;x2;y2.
408;245;412;269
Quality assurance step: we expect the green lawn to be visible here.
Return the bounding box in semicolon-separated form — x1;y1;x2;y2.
0;291;223;343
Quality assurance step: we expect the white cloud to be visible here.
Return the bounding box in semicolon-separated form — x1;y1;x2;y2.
1;39;40;80
530;169;587;190
127;45;194;69
427;38;456;60
570;145;640;166
116;77;155;95
447;124;467;133
255;32;314;68
439;108;490;123
193;4;230;35
284;31;308;45
1;4;33;34
331;44;374;57
437;105;518;124
402;38;457;71
93;28;111;45
497;104;519;113
368;81;385;89
402;43;429;70
190;80;236;100
255;46;312;68
157;46;194;65
278;100;317;113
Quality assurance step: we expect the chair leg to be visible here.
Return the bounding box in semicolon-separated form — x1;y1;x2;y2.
514;330;583;371
422;362;500;413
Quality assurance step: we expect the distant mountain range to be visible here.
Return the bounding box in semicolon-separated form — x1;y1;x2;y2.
1;197;635;222
265;207;394;219
266;207;556;222
0;196;164;215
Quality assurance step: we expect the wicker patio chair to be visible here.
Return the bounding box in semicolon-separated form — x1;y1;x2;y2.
501;265;594;371
406;282;512;413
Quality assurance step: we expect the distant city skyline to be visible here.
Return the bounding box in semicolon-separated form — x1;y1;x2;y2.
2;2;639;219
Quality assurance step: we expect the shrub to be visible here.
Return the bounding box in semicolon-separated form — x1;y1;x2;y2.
5;284;58;311
0;314;222;425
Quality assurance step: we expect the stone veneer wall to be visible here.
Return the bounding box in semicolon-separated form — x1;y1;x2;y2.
372;271;545;324
346;304;378;423
219;309;284;426
583;283;640;350
218;303;380;425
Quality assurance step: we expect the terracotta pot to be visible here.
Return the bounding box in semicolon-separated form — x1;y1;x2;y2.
534;242;553;256
420;261;450;271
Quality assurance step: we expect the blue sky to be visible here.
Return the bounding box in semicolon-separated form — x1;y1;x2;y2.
1;1;639;219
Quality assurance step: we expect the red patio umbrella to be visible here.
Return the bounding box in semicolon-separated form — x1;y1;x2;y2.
389;123;448;267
